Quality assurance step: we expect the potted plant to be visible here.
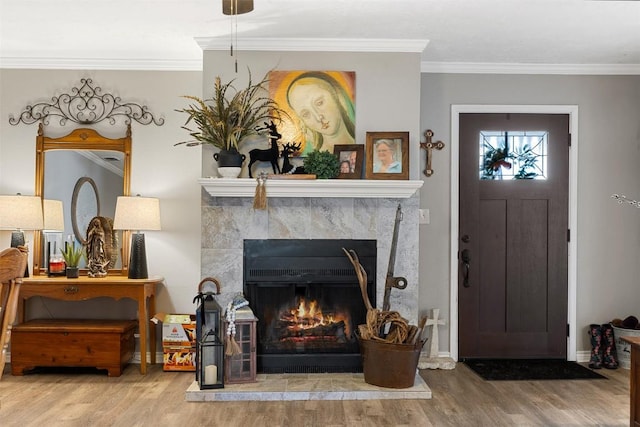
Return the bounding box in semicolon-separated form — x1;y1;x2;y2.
303;150;340;179
61;244;84;278
175;71;288;174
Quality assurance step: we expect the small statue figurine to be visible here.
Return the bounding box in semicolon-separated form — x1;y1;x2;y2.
86;216;114;278
248;121;282;178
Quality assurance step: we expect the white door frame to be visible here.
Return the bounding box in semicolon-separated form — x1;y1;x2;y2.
449;105;579;361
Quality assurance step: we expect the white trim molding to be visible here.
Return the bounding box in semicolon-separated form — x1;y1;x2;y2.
199;178;423;198
449;105;579;362
196;37;429;54
0;57;203;71
422;61;640;75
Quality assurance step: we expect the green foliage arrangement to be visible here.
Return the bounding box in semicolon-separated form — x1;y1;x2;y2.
303;150;340;179
175;71;287;151
61;244;84;268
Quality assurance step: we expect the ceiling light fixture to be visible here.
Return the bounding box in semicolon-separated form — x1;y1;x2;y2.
222;0;254;72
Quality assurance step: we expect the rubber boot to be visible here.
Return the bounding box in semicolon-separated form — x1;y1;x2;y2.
588;324;603;369
601;323;619;369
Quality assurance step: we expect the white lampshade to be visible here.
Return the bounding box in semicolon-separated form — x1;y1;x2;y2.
113;196;161;231
43;199;64;232
0;195;44;230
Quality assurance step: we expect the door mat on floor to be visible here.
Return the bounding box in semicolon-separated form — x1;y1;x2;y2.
464;359;607;381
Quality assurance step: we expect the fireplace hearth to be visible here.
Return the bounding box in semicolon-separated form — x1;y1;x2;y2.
243;239;376;373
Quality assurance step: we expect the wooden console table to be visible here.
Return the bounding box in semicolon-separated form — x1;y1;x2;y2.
623;336;640;426
18;275;163;375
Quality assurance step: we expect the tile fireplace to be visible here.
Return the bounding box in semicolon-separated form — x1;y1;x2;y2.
200;179;422;371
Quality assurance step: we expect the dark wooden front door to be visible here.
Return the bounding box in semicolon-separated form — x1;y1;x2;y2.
459;113;569;359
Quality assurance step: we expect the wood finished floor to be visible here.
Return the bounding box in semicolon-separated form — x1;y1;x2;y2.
0;362;630;427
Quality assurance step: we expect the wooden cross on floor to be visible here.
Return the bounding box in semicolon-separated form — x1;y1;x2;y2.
420;129;445;177
425;308;446;358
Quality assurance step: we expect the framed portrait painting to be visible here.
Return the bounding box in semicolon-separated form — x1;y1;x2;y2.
365;132;409;180
268;70;356;156
334;144;364;179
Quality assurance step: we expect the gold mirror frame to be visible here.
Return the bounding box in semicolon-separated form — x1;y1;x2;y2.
33;123;132;276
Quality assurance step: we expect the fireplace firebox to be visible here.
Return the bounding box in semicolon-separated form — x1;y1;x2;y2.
243;239;376;373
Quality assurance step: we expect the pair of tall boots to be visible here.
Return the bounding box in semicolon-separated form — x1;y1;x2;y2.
588;323;618;369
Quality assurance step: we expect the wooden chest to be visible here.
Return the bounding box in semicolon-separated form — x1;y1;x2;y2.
11;319;137;377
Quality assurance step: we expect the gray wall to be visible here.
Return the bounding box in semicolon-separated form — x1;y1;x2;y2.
2;65;639;357
0;69;204;322
420;73;640;354
200;51;423;180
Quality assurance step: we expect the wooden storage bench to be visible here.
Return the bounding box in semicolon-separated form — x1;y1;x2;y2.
11;319;137;377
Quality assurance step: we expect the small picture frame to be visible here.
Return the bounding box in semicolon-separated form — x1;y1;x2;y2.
334;144;364;179
365;132;409;180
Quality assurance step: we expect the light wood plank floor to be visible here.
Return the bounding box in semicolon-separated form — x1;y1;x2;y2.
0;362;630;427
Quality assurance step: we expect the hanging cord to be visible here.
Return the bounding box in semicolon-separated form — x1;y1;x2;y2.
229;0;239;72
234;0;239;72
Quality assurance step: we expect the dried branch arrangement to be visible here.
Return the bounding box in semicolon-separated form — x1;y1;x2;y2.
343;248;427;346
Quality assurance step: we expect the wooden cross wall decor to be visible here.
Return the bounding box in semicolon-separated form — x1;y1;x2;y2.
420;129;445;177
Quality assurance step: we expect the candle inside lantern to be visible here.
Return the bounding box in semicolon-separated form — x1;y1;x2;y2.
204;364;217;384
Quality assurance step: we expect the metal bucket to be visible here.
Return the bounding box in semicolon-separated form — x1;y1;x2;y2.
359;337;423;388
612;325;640;369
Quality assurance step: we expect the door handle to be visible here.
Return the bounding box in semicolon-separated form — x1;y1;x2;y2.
461;249;471;288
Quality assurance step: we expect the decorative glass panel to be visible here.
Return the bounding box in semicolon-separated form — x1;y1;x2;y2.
479;131;548;180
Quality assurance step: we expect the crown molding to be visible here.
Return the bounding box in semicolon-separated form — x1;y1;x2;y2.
0;57;203;71
421;61;640;75
196;37;429;54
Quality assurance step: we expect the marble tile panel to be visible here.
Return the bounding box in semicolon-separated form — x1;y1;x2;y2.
201;193;421;335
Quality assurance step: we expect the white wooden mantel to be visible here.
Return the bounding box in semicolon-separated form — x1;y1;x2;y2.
199;178;423;198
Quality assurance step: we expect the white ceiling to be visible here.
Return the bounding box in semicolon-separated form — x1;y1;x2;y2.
1;0;639;73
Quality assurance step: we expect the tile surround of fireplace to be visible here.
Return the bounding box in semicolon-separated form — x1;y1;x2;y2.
201;180;422;374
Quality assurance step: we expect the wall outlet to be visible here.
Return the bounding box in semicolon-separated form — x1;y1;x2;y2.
419;208;430;225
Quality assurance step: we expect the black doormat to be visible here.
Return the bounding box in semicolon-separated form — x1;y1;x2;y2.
464;359;607;381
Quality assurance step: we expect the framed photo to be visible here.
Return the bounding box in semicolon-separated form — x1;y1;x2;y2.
334;144;364;179
365;132;409;180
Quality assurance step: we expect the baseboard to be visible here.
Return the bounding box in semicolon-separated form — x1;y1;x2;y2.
576;350;590;363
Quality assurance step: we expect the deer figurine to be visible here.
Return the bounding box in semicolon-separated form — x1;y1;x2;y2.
281;142;302;174
248;121;281;178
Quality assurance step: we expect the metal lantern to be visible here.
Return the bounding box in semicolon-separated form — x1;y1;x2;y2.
194;277;224;389
224;312;258;384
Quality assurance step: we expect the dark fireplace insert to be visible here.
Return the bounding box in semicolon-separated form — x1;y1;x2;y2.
243;239;376;373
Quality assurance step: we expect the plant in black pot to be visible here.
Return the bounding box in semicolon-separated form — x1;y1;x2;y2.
176;71;288;178
61;244;84;279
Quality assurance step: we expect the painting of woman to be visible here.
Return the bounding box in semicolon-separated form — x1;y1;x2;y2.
270;71;356;155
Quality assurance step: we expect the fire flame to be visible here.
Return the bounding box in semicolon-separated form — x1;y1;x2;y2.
289;299;335;328
279;298;350;336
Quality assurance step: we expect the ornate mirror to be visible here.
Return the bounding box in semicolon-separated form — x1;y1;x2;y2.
33;124;132;275
9;78;164;276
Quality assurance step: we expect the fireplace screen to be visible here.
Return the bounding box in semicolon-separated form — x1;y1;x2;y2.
244;239;376;373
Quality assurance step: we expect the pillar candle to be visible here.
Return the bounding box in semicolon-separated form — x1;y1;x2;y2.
204;364;217;384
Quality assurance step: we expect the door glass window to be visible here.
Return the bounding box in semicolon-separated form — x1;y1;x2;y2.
479;130;548;180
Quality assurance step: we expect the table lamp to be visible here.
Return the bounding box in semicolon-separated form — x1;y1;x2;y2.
0;194;44;277
43;199;65;275
113;195;161;279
